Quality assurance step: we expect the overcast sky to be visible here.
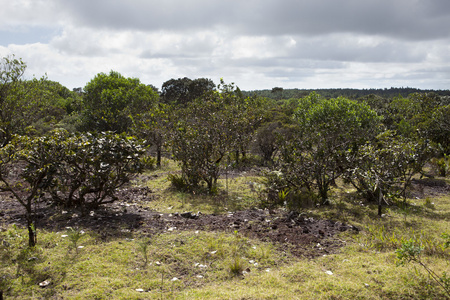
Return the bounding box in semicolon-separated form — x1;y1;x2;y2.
1;0;450;91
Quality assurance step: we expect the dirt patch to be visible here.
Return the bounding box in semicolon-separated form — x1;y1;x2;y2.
1;177;446;259
0;186;357;258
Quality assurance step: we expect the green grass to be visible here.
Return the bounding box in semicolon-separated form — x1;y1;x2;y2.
1;161;449;299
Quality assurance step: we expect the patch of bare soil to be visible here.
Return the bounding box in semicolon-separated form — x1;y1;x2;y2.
1;178;447;259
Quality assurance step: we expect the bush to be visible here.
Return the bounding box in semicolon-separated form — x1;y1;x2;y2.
46;131;146;208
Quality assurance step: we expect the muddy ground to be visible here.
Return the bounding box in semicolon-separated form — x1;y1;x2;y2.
0;177;447;258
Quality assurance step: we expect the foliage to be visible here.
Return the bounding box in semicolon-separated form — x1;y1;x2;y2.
170;81;263;192
0;133;64;247
45;131;145;208
396;239;450;297
344;131;432;204
0;56;70;145
160;77;215;105
66;227;84;255
130;103;173;167
426;105;450;154
276;93;381;204
80;71;158;133
170;97;231;192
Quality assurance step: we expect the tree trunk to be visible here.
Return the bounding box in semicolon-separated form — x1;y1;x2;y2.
156;147;161;168
27;218;36;247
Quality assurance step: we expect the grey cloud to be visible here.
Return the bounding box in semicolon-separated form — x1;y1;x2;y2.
287;36;428;63
59;0;450;41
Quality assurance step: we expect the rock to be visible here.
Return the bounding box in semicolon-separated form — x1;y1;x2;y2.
180;212;199;219
39;280;50;288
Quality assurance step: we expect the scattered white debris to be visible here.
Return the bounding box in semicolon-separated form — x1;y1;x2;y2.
89;211;95;217
77;246;84;249
135;288;145;292
72;213;79;218
39;280;50;287
364;283;370;288
196;275;204;279
80;230;85;234
249;260;255;264
325;271;333;275
252;246;257;250
195;230;199;234
168;227;176;232
265;268;271;272
210;251;217;255
155;261;161;266
62;211;68;214
171;277;179;282
61;235;68;238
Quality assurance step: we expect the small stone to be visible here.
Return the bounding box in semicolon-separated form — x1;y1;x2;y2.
39;280;50;288
196;275;204;278
325;270;333;275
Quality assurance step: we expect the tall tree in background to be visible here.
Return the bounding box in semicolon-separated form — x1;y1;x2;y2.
0;56;74;145
0;55;27;145
81;71;158;133
160;77;215;105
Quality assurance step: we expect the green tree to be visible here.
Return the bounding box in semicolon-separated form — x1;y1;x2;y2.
0;132;66;247
81;71;158;133
169;81;259;192
131;103;173;167
160;77;215;105
171;96;232;192
0;56;30;145
279;93;381;204
344;131;431;211
45;131;145;208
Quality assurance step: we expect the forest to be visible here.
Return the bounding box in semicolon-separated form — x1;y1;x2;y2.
0;55;449;299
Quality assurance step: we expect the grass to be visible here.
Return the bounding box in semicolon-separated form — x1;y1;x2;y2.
1;161;449;299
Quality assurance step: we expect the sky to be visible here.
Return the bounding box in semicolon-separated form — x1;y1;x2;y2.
1;0;450;91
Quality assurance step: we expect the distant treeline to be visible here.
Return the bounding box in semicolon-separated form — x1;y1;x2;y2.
242;87;450;100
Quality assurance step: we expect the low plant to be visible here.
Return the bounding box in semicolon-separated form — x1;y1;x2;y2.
432;154;450;177
396;238;450;297
137;238;151;267
66;227;84;254
229;231;246;276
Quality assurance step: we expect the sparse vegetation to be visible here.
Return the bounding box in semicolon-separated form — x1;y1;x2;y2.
0;54;449;299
